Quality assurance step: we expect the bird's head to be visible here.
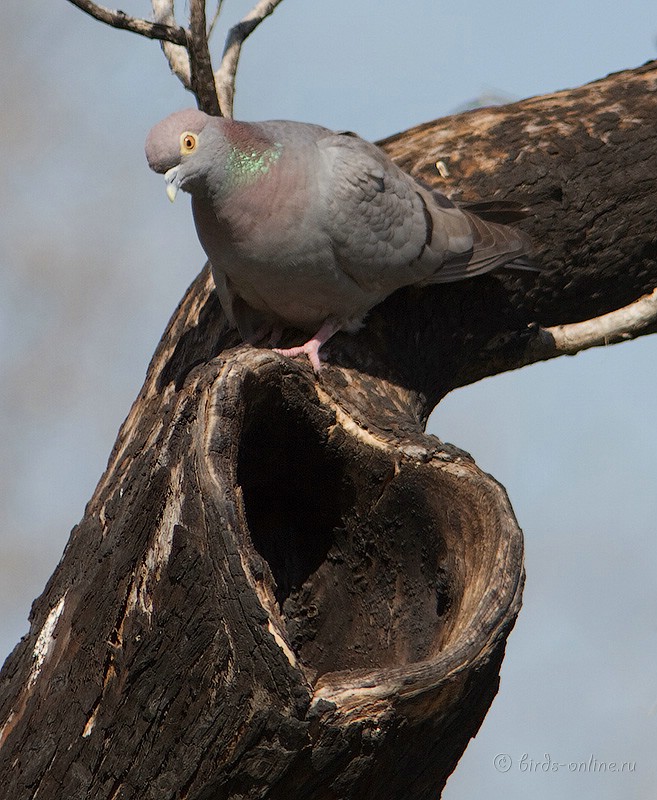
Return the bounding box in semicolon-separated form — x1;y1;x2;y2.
145;109;216;202
146;111;283;205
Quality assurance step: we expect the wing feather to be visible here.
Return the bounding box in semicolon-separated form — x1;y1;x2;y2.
317;133;432;294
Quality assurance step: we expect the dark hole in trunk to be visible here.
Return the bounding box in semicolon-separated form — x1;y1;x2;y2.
237;376;348;607
236;371;455;678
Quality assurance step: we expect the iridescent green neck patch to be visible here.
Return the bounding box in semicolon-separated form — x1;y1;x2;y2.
225;143;282;189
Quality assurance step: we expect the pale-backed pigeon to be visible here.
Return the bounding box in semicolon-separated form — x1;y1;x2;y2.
145;109;532;371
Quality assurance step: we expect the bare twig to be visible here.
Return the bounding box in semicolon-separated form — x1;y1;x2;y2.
483;286;657;383
151;1;191;89
460;286;657;391
66;0;186;45
214;0;284;118
537;286;657;357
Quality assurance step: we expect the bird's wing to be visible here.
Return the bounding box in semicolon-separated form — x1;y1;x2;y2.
316;132;440;294
317;133;531;292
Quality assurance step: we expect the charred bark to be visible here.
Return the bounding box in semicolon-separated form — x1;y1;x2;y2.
2;62;657;799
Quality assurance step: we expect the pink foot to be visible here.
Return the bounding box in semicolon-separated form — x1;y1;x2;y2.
274;341;325;372
273;320;341;373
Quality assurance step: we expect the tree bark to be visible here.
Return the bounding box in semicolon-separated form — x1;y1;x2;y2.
2;61;657;799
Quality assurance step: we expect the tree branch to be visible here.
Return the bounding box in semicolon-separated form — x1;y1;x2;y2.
66;0;187;45
3;56;657;800
214;0;284;118
370;60;657;410
151;0;191;89
187;0;221;114
454;286;657;390
536;286;657;356
69;0;285;116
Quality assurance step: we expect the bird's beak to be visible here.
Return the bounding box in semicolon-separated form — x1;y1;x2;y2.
164;165;182;203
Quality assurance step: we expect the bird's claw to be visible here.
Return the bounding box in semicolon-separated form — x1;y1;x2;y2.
273;341;324;373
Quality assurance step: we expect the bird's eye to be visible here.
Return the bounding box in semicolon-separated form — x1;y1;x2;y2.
180;132;197;153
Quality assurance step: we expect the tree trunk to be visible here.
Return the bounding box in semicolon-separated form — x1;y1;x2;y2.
2;61;657;799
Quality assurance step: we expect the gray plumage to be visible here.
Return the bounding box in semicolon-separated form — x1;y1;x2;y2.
145;109;532;370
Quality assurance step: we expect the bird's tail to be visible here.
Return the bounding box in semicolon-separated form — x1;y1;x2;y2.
428;210;535;283
461;199;543;271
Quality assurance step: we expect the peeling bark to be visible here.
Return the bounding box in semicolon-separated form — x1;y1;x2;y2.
2;62;657;799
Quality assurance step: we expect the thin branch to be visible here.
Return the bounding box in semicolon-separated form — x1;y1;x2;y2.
187;0;221;115
66;0;187;45
537;286;657;357
214;0;284;119
151;0;191;89
70;0;284;118
471;286;657;389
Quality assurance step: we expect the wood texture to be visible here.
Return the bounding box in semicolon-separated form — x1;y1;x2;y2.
1;61;657;799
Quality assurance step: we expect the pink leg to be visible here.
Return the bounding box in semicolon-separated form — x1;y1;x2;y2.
273;319;341;373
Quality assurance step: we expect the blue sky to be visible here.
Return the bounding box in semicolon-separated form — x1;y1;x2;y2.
1;2;656;797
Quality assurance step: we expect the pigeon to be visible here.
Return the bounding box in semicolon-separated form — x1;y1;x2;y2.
145;109;532;371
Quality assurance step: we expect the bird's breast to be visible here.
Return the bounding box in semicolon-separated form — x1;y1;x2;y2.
192;187;375;331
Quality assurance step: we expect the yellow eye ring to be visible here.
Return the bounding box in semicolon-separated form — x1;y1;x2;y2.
180;132;197;154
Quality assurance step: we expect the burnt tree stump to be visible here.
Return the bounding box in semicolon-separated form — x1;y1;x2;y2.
2;61;657;799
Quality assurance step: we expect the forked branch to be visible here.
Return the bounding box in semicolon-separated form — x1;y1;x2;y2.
67;0;285;116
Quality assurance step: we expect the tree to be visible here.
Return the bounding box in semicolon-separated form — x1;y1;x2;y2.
1;2;656;797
